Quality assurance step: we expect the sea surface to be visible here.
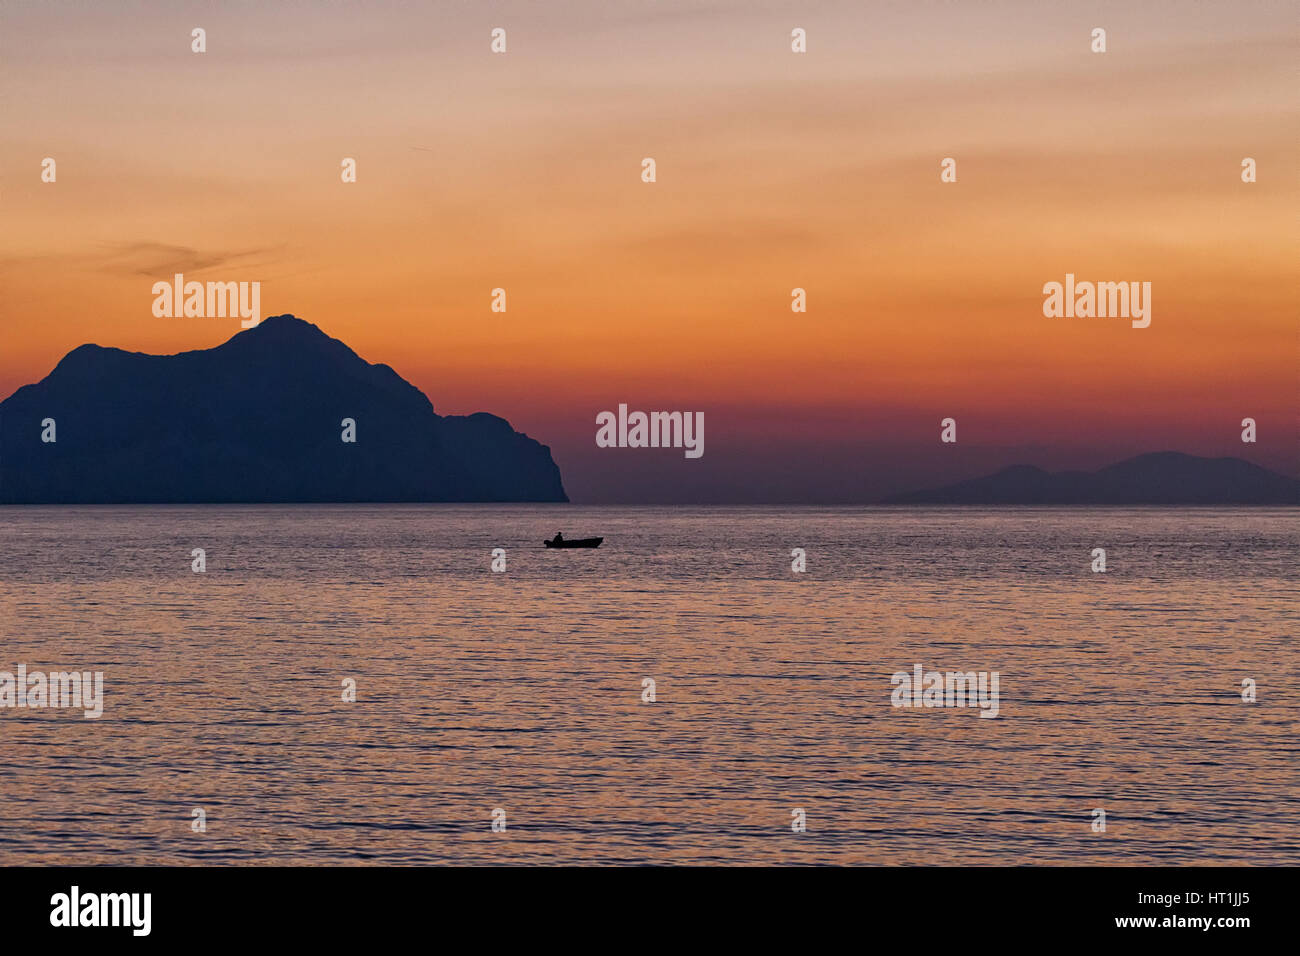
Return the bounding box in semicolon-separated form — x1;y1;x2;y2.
0;505;1295;865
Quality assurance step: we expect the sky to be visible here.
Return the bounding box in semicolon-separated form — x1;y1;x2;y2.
1;0;1296;501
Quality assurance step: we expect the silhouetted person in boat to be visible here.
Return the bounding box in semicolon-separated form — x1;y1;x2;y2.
553;532;563;544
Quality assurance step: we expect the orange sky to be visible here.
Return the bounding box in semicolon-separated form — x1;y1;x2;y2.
2;0;1296;500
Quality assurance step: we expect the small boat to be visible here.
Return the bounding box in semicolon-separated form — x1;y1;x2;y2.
544;536;603;549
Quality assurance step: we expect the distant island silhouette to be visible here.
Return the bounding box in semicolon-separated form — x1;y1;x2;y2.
2;318;1295;507
0;315;567;503
882;452;1300;505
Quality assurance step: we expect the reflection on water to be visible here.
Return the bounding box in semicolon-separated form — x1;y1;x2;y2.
0;505;1295;864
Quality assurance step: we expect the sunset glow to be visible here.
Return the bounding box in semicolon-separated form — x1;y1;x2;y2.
2;0;1295;500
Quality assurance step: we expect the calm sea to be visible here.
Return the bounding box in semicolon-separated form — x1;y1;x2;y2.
0;505;1295;865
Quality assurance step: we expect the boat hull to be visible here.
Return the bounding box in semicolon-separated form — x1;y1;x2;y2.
544;537;603;548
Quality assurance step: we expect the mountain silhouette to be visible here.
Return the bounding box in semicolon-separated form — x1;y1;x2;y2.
882;452;1300;504
0;315;567;503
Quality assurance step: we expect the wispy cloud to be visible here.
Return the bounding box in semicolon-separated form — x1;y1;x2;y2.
0;241;284;277
92;241;281;277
